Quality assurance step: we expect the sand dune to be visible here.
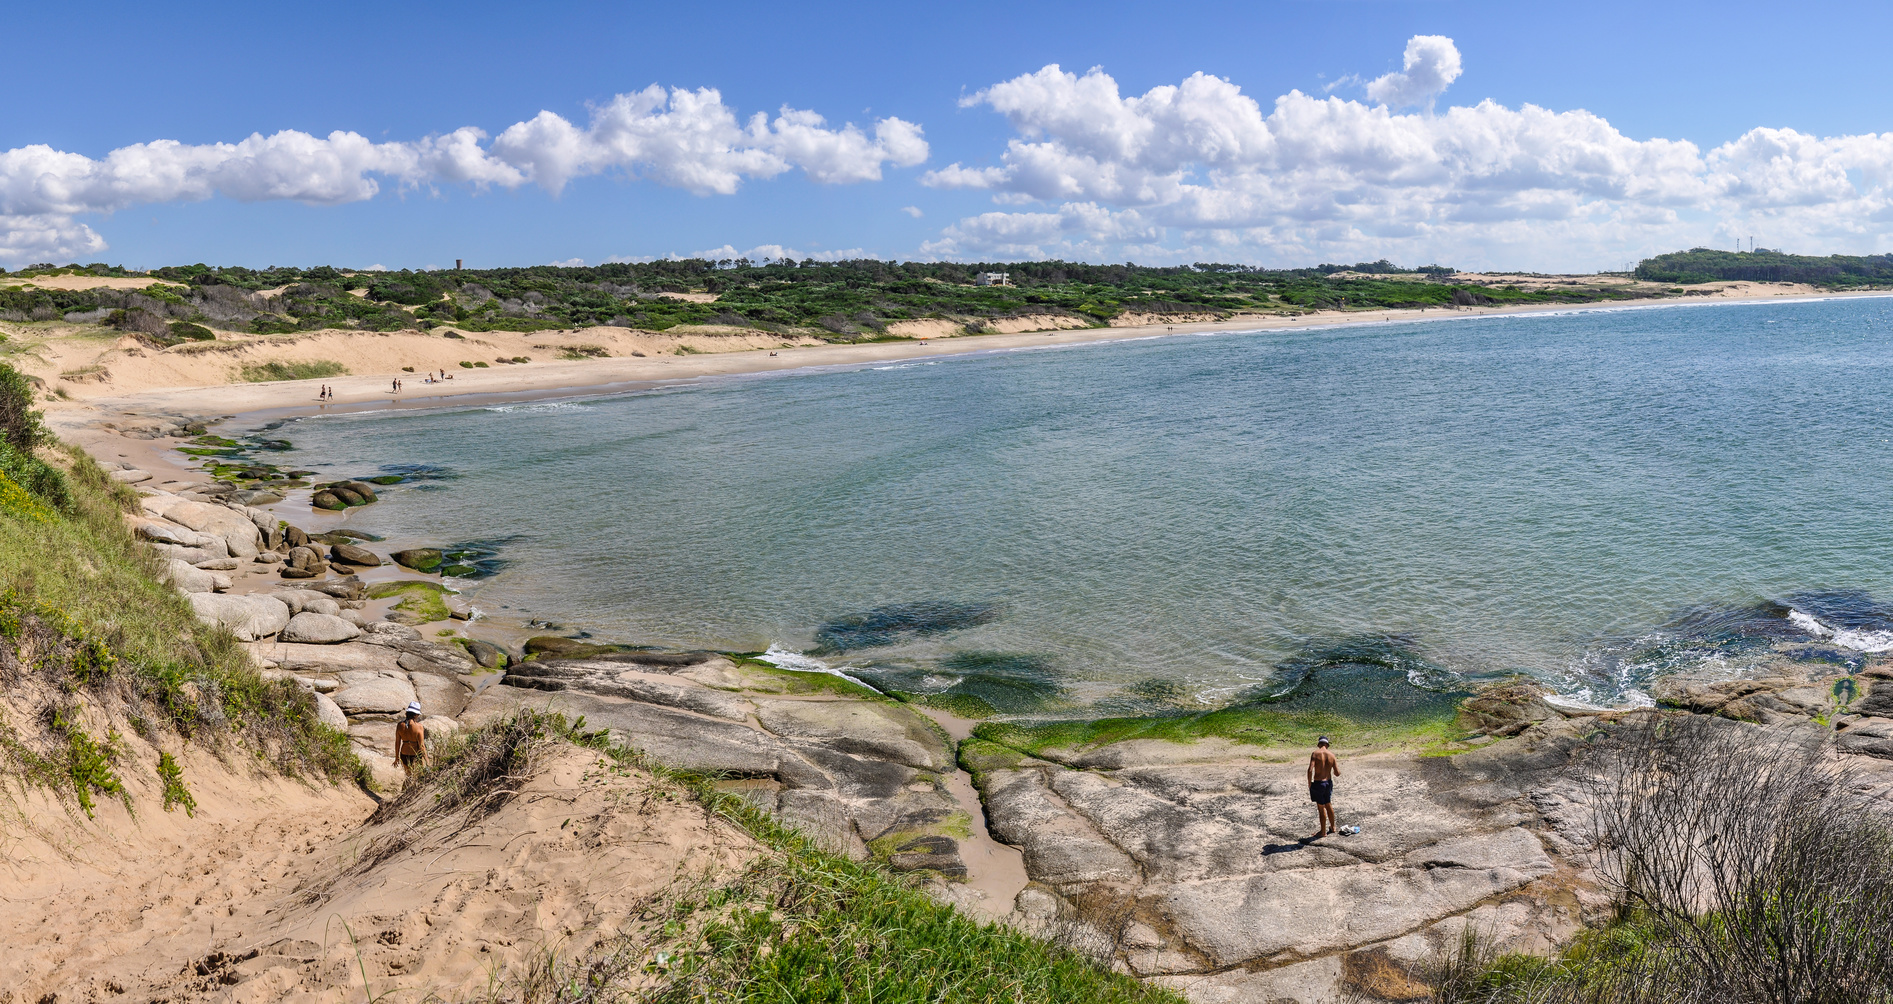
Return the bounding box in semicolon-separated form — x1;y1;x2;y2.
4;734;757;1002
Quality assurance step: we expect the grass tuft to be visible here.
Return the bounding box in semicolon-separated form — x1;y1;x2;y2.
238;359;347;382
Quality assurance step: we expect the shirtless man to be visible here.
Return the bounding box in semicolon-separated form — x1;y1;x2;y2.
393;702;426;783
1307;736;1339;839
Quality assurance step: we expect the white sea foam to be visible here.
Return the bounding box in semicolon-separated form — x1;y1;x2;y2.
1788;608;1832;637
1788;608;1893;651
755;646;880;690
1833;627;1893;653
482;401;583;414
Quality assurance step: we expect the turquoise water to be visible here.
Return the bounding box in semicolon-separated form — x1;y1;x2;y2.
276;297;1893;710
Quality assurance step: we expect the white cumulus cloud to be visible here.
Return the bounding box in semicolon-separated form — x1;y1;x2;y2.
1365;35;1463;109
0;87;927;263
920;35;1893;269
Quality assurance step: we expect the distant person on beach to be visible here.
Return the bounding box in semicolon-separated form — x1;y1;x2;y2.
1307;736;1339;839
394;702;426;783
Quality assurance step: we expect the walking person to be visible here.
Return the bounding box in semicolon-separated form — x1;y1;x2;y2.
1306;736;1340;839
393;701;427;786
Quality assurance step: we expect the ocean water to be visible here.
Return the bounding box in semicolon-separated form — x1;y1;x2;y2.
275;297;1893;712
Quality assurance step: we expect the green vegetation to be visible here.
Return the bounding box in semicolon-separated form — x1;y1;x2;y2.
1433;718;1893;1003
366;580;454;623
414;709;1181;1003
238;360;347;382
0;363;357;814
0;249;1883;345
0;257;1667;344
50;707;130;819
165;320;214;342
156;750;196;816
1637;247;1893;287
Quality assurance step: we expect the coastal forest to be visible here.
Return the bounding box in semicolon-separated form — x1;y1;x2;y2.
2;247;1885;343
1636;247;1893;286
2;258;1656;342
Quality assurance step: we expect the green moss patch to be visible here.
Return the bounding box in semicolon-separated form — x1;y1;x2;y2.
956;736;1028;776
722;654;886;698
367;580;454;623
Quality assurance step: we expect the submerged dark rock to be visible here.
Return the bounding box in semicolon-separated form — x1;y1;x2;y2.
812;600;1002;653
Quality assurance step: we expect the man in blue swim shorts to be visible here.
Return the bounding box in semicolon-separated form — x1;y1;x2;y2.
1307;735;1339;839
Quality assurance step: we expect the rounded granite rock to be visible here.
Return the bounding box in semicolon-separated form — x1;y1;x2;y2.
330;674;418;716
330;543;382;567
279;611;363;644
188;592;291;641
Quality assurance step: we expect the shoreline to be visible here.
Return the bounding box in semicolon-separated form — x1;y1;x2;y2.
46;284;1893;710
45;285;1892;435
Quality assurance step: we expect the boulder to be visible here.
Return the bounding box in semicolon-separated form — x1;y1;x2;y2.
266;642;404;675
359;621;423;643
192;557;242;571
311;490;345;511
397;644;478;676
390;548;443;572
188;592;291;641
279;612;362;644
329;543;382;567
272;589;341;616
109;468;152;483
339;481;380;503
286;545;323;570
409;671;473;717
149;542;230;565
284;525;310;548
1460;679;1562;737
330;487;366;507
141;495;261;558
464;639;509;669
330;674;418;716
280;567;318;579
304;577;366;601
159;558;221;594
313;692;348;730
136;521;223;550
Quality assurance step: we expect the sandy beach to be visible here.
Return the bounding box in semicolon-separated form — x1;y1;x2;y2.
17;277;1877;437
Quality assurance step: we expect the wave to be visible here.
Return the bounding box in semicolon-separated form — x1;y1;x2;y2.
755;645;879;690
1557;590;1891;706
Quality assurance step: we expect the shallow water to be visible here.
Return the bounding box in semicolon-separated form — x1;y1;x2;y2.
276;297;1893;709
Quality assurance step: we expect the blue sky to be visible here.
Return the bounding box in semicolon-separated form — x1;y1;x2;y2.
4;0;1891;272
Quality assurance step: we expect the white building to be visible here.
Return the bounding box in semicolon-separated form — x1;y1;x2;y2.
974;272;1011;286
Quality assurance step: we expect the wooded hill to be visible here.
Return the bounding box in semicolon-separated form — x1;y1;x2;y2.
0;258;1660;341
1636;248;1893;287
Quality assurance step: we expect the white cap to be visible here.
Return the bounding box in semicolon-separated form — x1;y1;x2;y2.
406;702;422;716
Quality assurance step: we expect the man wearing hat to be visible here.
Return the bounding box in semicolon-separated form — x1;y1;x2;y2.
1307;735;1340;839
393;701;427;784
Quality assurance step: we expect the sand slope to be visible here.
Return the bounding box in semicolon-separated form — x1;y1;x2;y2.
4;740;758;1002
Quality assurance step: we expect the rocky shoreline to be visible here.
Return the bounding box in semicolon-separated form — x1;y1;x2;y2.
113;416;1893;1004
